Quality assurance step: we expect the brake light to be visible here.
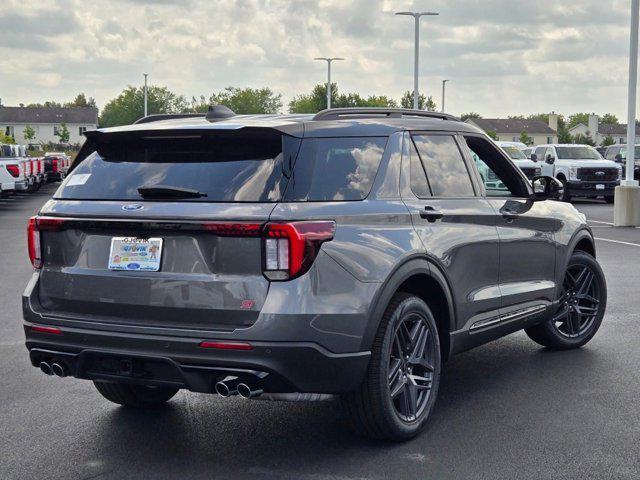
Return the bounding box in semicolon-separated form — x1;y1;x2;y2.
6;164;19;178
52;158;58;173
28;217;67;268
263;221;336;280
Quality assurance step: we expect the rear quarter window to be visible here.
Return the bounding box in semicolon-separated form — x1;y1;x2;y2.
284;137;387;201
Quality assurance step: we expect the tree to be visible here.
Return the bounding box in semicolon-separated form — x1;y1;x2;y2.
0;134;14;144
460;112;481;122
288;84;397;113
486;130;499;140
207;87;282;114
99;85;188;127
567;113;590;129
424;96;437;112
64;93;97;108
55;123;70;143
601;135;615;147
400;90;428;110
26;100;62;108
573;133;595;146
23;125;36;143
519;131;533;145
600;113;619;125
527;112;572;143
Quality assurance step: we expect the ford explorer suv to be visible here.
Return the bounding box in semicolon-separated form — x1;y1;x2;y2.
496;141;541;180
23;107;607;442
533;144;621;203
603;144;640;181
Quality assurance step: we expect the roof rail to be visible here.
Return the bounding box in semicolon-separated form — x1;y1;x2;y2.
134;113;206;124
312;108;459;122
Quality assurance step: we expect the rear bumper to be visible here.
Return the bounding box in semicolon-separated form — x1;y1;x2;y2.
567;180;618;196
24;323;370;394
47;172;64;181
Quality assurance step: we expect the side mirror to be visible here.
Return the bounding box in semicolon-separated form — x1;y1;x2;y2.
531;153;538;162
531;175;563;201
545;154;555;165
615;153;623;162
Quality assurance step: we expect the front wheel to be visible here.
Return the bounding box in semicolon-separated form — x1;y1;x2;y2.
94;381;179;408
605;196;614;204
558;177;571;202
342;293;441;442
525;251;606;349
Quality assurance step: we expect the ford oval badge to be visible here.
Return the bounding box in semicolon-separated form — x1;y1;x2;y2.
122;204;144;211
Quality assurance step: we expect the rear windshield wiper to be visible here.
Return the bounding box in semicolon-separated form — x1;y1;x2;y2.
137;185;208;199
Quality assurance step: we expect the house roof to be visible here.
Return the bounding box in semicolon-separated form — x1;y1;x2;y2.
0;106;98;125
568;122;640;136
468;118;556;134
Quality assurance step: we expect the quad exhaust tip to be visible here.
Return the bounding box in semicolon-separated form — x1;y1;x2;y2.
215;380;238;397
51;363;66;378
39;362;53;376
237;383;263;399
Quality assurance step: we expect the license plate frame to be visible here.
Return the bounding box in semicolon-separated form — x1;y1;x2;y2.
108;237;163;271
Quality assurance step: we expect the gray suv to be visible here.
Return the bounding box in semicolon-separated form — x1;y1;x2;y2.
23;107;607;441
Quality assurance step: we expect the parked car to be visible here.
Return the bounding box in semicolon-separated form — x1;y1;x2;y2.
42;152;69;182
533;144;621;203
495;141;541;180
522;146;535;159
603;144;640;181
595;146;608;157
24;107;607;442
0;144;27;194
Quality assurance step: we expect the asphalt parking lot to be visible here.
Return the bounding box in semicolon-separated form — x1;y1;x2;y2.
1;186;639;480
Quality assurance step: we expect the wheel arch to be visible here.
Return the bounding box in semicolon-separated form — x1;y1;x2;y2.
569;228;596;259
362;256;456;361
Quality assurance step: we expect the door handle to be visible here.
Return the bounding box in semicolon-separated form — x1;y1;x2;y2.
419;206;444;222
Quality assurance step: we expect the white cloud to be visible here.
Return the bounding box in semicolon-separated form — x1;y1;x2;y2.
0;0;634;119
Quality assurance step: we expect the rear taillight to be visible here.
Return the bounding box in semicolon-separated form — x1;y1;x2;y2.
52;158;58;173
263;221;336;281
28;217;66;269
6;164;19;178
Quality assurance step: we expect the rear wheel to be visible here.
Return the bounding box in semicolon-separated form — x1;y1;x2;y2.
342;293;441;442
94;381;179;408
525;251;606;349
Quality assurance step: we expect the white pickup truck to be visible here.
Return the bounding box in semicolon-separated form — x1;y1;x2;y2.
533;144;621;203
495;141;541;181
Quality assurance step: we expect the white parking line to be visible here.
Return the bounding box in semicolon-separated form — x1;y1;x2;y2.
588;219;614;225
595;237;640;248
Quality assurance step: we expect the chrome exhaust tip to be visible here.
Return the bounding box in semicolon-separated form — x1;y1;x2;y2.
51;363;66;378
237;383;263;399
39;362;53;376
215;380;238;397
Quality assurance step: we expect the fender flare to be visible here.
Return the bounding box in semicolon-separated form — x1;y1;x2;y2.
567;227;596;260
360;256;456;353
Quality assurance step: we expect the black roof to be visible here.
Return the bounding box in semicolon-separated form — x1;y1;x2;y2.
94;108;480;139
0;106;98;125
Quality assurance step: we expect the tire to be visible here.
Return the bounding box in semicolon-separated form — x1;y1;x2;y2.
94;381;179;408
342;293;441;442
558;176;571;202
605;196;614;204
525;251;606;349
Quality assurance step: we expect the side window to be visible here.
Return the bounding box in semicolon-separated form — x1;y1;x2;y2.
409;139;431;198
546;147;555;161
412;135;474;197
464;136;529;198
606;147;618;160
535;146;546;159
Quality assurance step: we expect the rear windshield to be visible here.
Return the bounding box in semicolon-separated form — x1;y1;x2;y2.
57;132;387;203
556;146;601;160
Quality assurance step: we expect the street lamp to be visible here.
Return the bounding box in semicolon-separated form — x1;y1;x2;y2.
143;73;148;117
396;11;439;110
441;79;449;113
314;57;344;109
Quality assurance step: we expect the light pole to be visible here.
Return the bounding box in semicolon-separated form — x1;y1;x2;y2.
614;0;640;226
396;11;439;110
314;57;344;109
441;79;449;113
143;73;148;117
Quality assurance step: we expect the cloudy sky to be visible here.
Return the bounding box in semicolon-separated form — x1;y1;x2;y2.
0;0;634;118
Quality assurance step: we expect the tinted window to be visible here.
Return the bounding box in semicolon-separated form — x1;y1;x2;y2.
409;139;431;198
57;131;297;202
284;137;387;201
412;135;474;197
